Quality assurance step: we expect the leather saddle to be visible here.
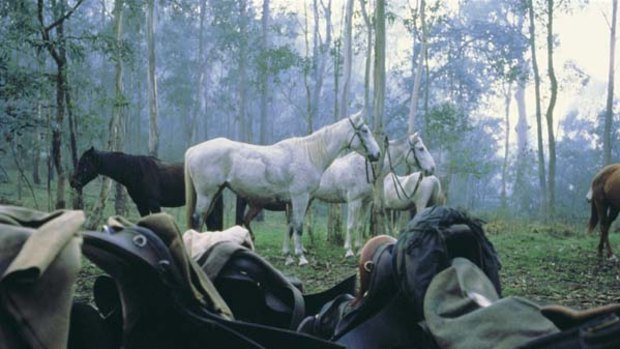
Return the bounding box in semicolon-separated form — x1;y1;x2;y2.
81;214;344;349
197;240;356;330
298;241;437;349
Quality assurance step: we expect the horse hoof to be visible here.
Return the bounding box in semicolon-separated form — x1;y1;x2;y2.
285;256;295;266
608;255;618;262
344;250;355;258
298;256;309;266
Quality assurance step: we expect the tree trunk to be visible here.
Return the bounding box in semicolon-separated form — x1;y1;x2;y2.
604;0;618;166
408;0;426;133
260;0;270;144
89;0;124;227
359;0;373;120
371;0;386;237
189;0;207;148
339;0;354;118
303;2;313;132
237;0;249;141
514;79;530;213
33;52;45;186
311;0;331;128
501;84;511;211
527;0;547;216
65;64;82;209
147;0;159;157
545;0;558;216
328;0;343;244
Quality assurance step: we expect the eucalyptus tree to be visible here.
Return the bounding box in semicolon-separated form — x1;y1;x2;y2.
146;0;159;156
36;0;86;209
604;0;618;166
407;0;426;134
417;0;525;206
90;0;128;226
371;0;387;236
544;0;559;216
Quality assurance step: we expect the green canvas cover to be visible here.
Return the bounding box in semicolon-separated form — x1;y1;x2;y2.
424;258;559;349
0;205;84;349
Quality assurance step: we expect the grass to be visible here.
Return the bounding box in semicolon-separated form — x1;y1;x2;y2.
486;220;620;309
2;171;620;310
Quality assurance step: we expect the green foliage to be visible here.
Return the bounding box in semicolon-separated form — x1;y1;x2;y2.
256;44;302;87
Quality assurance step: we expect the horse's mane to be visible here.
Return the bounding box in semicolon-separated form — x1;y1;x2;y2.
278;119;344;168
107;151;160;162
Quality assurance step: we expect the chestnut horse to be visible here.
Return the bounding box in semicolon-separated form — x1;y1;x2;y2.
587;163;620;259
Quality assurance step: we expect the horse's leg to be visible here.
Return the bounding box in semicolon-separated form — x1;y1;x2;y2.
243;204;263;241
356;199;371;254
593;201;609;258
290;194;310;266
193;194;213;231
282;204;294;265
235;196;247;226
345;200;361;258
605;206;619;259
205;194;224;231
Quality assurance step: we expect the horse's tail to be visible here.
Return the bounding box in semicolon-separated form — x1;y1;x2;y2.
586;188;593;203
587;195;598;235
184;158;197;230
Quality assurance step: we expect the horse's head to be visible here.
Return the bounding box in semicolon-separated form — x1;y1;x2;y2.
406;133;435;176
70;146;99;190
347;112;381;162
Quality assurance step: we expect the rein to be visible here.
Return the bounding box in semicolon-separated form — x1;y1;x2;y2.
387;136;424;201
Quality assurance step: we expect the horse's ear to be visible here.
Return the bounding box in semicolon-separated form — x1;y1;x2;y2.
351;110;363;122
88;146;94;152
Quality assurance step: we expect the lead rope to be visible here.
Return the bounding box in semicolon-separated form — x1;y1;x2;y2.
365;157;377;184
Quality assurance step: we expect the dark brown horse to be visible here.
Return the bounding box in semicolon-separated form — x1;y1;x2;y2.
587;163;620;259
71;146;223;230
235;196;290;240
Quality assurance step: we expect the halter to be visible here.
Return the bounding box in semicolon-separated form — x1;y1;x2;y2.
405;136;423;171
387;135;424;201
347;117;377;184
347;117;372;157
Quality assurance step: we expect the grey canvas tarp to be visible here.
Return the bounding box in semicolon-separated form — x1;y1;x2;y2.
0;205;84;349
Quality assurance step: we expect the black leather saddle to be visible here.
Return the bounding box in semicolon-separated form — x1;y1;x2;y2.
196;240;356;330
334;243;435;349
81;224;344;349
297;242;437;349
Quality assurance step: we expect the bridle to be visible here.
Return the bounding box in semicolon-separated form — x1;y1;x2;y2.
387;136;424;201
347;117;378;184
405;136;423;171
347;117;372;156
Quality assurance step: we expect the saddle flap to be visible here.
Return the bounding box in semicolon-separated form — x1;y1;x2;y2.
199;241;305;329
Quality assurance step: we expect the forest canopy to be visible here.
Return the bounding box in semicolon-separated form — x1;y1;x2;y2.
0;0;617;224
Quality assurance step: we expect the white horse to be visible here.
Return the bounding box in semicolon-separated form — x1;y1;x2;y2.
184;112;381;266
313;133;436;257
384;172;444;234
